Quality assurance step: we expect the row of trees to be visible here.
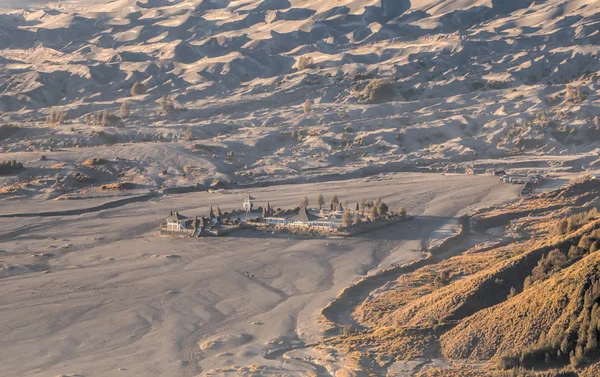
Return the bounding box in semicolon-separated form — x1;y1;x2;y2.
298;194;406;227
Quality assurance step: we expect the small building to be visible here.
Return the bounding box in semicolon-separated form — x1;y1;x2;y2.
286;206;335;228
243;195;255;212
166;211;188;232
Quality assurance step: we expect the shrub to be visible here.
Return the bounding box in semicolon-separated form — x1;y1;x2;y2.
130;81;146;96
565;85;587;103
120;102;130;118
353;212;361;225
433;270;450;289
342;325;356;336
158;96;175;114
303;99;311;115
353;78;394;103
101;109;121;127
46;109;66;125
297;56;313;71
398;206;407;217
184;127;194;141
377;201;388;217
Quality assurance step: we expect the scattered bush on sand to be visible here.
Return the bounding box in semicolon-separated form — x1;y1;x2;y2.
184;127;195;141
352;78;394;103
297;56;313;71
120;102;130;118
82;157;109;168
130;81;146;96
101;109;121;127
565;85;587;103
46;109;67;125
303;99;312;115
84;110;121;127
157;96;177;115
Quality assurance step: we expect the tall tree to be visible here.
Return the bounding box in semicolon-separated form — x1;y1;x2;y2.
342;211;353;227
300;195;309;208
317;194;325;209
354;212;361;225
377;201;388;217
330;195;339;210
369;206;378;221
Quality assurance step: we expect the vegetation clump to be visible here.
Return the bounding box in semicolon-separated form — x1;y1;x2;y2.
130;81;147;96
565;85;587;103
0;123;20;140
84;110;122;127
46;109;67;125
297;55;313;71
0;160;24;175
352;78;394;103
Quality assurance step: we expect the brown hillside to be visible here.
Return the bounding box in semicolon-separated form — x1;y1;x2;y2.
441;241;600;364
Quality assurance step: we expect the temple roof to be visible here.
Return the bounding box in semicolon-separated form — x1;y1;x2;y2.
286;206;319;223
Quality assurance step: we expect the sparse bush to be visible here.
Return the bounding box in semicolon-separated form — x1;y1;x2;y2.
565;85;587;103
353;78;394;103
46;109;67;125
130;81;146;96
101;109;121;127
157;96;176;115
433;270;450;289
342;324;356;336
303;99;312;115
297;55;313;71
120;102;130;118
184;127;195;141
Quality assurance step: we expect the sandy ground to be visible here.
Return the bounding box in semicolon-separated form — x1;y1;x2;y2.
0;173;520;377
